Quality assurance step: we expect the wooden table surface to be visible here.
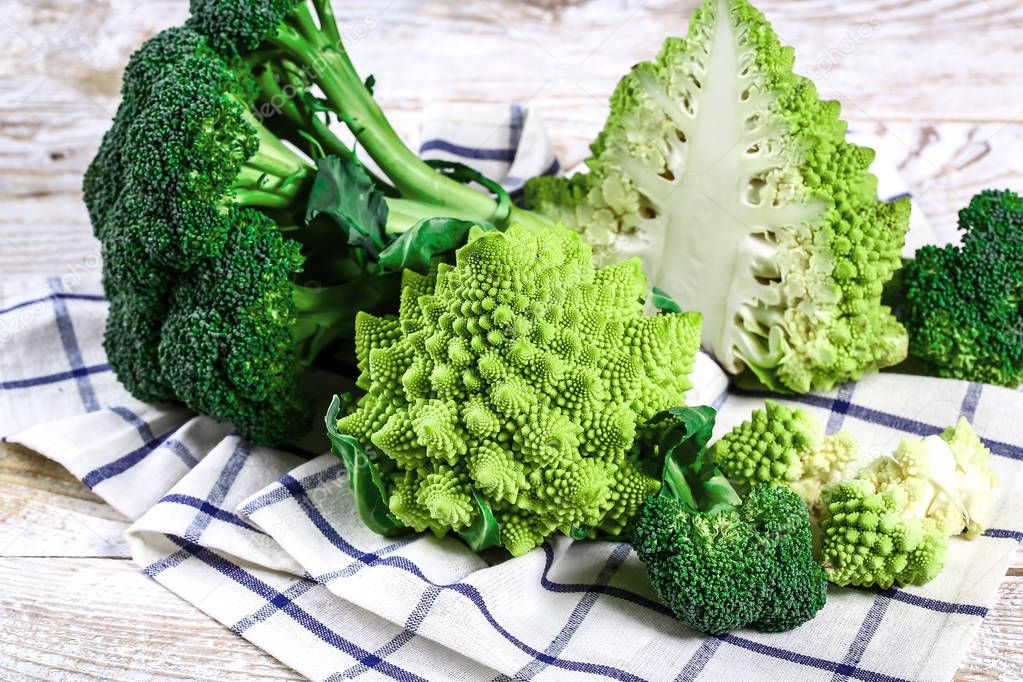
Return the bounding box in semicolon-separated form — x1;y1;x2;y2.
1;0;1021;679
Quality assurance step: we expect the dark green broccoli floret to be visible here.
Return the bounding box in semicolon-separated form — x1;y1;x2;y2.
120;40;312;269
84;26;208;232
632;407;826;634
900;189;1023;386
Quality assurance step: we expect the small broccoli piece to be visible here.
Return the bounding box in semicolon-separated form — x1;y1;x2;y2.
525;0;909;393
857;418;998;539
818;479;947;588
900;189;1023;387
819;418;997;588
633;406;826;633
335;224;702;555
713;400;857;507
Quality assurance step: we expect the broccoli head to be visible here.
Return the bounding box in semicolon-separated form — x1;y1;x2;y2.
525;0;909;393
818;479;947;589
900;189;1023;387
86;3;562;443
713;400;857;507
633;406;826;633
334;224;702;555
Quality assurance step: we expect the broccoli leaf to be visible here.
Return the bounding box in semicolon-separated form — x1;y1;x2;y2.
325;394;409;537
642;405;741;513
378;217;493;274
651;287;683;314
307;156;389;256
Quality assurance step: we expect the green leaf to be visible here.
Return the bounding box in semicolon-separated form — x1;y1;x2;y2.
641;405;741;513
378;217;493;274
324;395;409;537
651;287;683;314
306;156;389;256
455;489;502;551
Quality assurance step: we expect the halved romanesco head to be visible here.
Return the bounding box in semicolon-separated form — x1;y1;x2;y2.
525;0;909;393
336;224;702;555
712;400;857;507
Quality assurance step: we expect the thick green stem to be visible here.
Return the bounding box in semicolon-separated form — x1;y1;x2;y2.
270;27;552;232
384;197;485;234
312;0;342;48
233;187;305;208
286;2;325;46
291;275;402;363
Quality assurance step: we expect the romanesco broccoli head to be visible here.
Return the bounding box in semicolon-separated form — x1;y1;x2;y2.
525;0;908;393
335;223;702;555
635;486;826;633
857;417;998;539
900;189;1023;387
713;400;857;506
818;479;947;588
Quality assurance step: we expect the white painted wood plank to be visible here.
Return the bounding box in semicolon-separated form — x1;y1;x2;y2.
0;557;301;681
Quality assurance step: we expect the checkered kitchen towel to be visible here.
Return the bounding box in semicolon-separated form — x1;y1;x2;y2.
2;106;1020;682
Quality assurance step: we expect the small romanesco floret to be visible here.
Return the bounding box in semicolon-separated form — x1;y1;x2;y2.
712;400;857;506
899;189;1023;387
818;479;947;589
335;224;702;555
525;0;909;393
857;417;998;539
819;418;997;588
633;406;826;634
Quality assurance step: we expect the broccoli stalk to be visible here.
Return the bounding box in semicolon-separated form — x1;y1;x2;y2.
189;0;552;235
632;406;827;634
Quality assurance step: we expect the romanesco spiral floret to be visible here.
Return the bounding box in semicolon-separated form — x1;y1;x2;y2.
336;224;703;555
818;479;947;589
525;0;909;393
713;400;857;506
819;418;998;588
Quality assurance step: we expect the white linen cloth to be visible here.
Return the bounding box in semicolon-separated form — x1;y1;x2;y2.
1;106;1018;682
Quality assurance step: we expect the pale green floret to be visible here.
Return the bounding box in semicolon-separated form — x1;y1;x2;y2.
713;400;857;507
337;223;703;555
525;0;909;393
818;479;947;589
858;417;998;539
819;418;997;588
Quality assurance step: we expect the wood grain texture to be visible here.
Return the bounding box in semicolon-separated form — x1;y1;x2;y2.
0;555;301;681
0;0;1021;679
